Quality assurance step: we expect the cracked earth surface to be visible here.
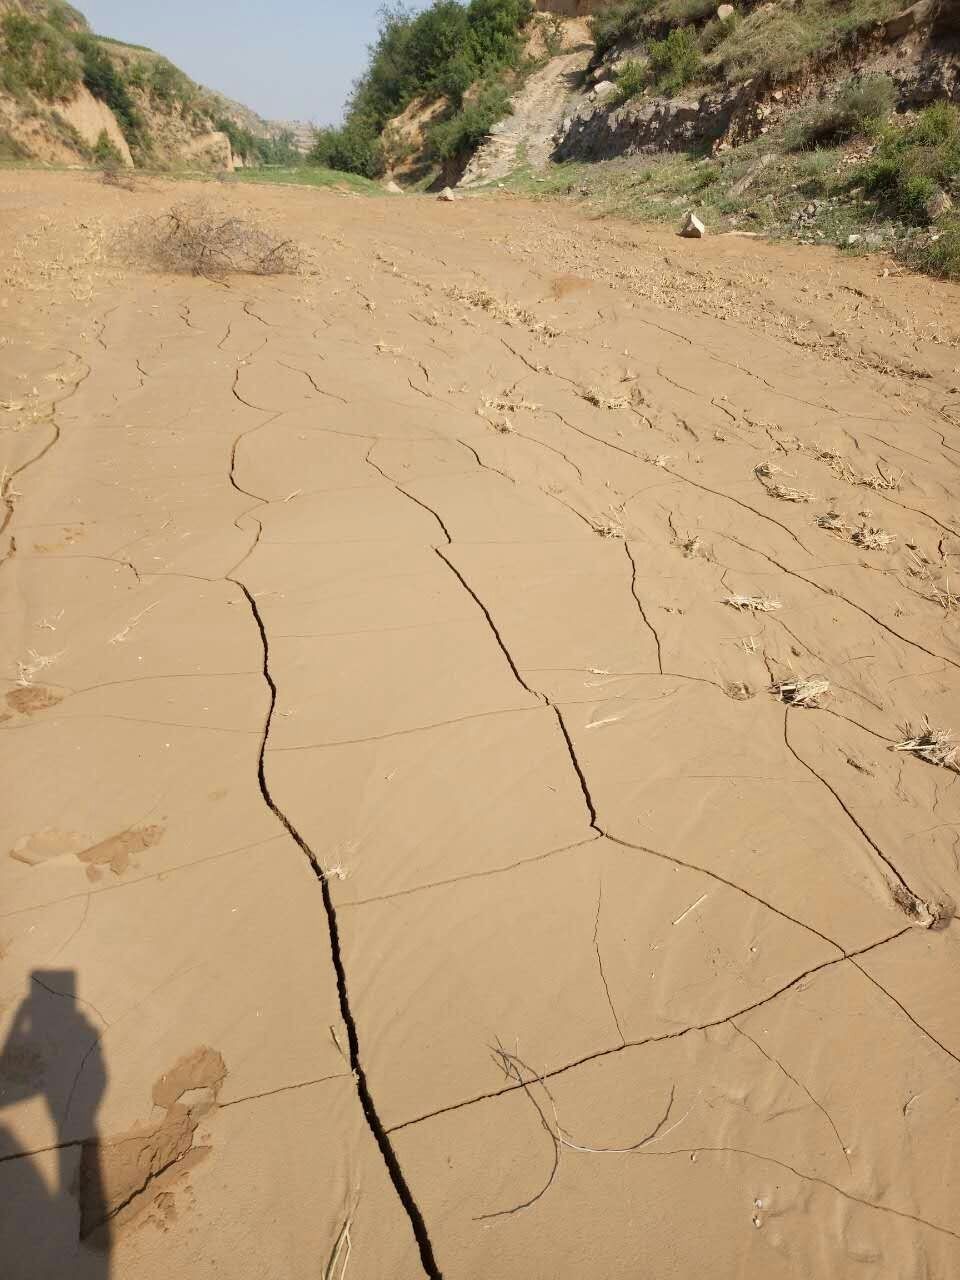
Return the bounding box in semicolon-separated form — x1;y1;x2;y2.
1;172;960;1278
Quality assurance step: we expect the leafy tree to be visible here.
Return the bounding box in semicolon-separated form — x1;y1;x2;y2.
315;0;533;176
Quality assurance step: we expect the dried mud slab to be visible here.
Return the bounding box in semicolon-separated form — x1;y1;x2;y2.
1;173;959;1279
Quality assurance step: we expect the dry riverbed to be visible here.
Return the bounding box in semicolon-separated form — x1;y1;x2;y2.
2;171;960;1278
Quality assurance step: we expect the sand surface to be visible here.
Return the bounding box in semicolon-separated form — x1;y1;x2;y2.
1;172;960;1278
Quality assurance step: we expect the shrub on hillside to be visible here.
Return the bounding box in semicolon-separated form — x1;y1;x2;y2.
318;0;533;176
73;35;146;151
92;127;122;166
647;26;700;94
662;0;715;22
311;121;385;179
786;75;895;150
589;0;655;57
917;215;960;279
615;59;648;104
706;0;902;86
0;12;80;101
426;78;512;160
858;101;960;222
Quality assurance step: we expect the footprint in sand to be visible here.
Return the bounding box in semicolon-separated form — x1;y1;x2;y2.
5;685;64;715
9;825;164;876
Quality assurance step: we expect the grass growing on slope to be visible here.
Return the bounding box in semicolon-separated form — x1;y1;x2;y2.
227;166;383;195
857;101;960;222
591;0;905;88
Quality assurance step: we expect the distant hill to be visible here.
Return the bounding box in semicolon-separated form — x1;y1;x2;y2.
0;0;304;169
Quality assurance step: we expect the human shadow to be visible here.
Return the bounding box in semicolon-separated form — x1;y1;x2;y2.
0;969;110;1279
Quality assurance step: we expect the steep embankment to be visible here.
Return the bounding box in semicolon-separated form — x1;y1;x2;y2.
554;0;958;162
459;33;593;185
0;0;295;169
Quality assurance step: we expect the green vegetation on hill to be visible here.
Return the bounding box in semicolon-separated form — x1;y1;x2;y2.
592;0;904;93
312;0;533;178
0;11;80;100
216;117;301;167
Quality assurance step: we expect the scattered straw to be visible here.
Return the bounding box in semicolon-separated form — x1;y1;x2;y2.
771;676;830;708
724;594;782;613
816;511;895;550
590;515;624;538
444;285;560;338
764;482;816;503
324;1209;355;1280
816;510;849;533
894;719;957;769
905;549;956;612
581;387;629;410
851;524;896;551
108;602;159;645
16;648;63;686
480;392;540;414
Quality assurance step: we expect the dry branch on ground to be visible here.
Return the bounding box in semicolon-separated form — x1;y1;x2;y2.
125;201;302;279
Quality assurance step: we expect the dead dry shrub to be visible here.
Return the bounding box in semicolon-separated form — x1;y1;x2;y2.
126;200;301;279
100;164;136;192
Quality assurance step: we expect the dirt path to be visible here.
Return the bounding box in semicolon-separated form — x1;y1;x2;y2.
2;172;960;1279
458;39;592;186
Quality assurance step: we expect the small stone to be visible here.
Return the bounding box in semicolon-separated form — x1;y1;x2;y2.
679;211;706;238
384;180;403;194
926;188;953;221
592;80;616;100
846;233;862;245
717;3;735;18
437;187;457;203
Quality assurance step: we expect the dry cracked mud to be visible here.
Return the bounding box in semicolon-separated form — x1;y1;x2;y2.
1;171;960;1279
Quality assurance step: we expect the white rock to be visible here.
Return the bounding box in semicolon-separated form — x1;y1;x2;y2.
717;3;736;19
438;187;457;202
592;80;616;99
679;211;706;238
846;233;862;245
384;179;403;194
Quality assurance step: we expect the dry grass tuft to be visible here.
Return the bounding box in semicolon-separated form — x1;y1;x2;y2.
481;392;540;414
590;514;625;538
851;523;896;551
906;548;956;612
581;387;629;410
723;593;782;612
764;481;816;503
816;510;849;532
125;201;301;279
894;719;958;769
445;285;560;338
816;510;895;550
100;165;137;193
771;675;830;708
754;461;783;479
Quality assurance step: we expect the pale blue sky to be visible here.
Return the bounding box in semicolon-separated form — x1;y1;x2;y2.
79;0;388;124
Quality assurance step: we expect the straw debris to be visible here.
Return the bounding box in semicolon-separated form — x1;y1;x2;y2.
771;675;830;707
894;719;958;769
724;594;782;613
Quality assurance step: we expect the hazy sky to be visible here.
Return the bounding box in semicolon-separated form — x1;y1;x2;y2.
79;1;389;125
